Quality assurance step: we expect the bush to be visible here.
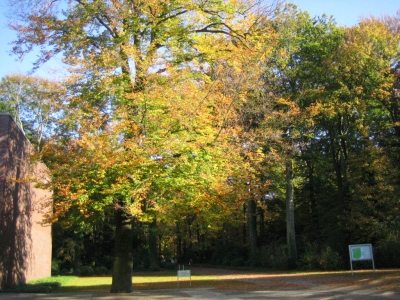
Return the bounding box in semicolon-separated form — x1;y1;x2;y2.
163;262;176;270
298;244;344;271
94;266;109;275
149;263;161;271
298;252;319;270
230;257;245;267
79;265;94;276
318;246;344;270
134;262;147;271
59;268;73;275
262;244;288;269
375;235;400;268
210;243;248;266
51;260;61;275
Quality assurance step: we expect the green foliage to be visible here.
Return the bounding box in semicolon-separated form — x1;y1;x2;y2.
78;266;94;276
298;244;344;271
298;247;320;270
375;233;400;268
51;260;64;276
318;247;344;271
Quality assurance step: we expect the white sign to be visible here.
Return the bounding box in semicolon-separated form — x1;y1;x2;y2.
348;244;375;275
177;270;191;277
349;244;373;261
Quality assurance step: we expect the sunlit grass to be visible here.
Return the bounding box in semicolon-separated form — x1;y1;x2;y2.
55;272;244;292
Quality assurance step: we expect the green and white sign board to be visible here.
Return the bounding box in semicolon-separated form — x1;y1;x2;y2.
348;244;375;275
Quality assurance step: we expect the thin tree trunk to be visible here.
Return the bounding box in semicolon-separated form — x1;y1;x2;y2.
242;204;247;245
286;159;297;268
258;206;265;244
306;159;319;236
110;209;133;293
148;218;158;268
73;233;83;275
247;199;257;264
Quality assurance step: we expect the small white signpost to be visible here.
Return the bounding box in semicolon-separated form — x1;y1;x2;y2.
177;267;191;288
348;244;375;275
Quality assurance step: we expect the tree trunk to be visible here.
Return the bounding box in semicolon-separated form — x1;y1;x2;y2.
148;218;158;268
242;204;247;245
286;159;297;268
258;206;265;244
176;223;182;263
110;209;133;293
73;233;83;275
247;199;257;264
306;158;319;237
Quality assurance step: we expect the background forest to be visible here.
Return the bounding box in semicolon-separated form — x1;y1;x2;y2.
1;0;399;291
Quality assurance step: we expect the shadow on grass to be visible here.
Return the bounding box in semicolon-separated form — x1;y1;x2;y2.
56;284;111;293
133;279;246;290
55;279;247;293
0;282;61;293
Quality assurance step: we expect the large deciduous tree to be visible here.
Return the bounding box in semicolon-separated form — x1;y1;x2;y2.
6;0;278;292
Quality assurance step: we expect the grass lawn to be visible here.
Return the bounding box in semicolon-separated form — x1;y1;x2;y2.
15;271;243;293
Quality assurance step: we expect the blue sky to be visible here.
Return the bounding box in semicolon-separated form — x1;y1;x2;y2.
290;0;399;25
0;0;399;80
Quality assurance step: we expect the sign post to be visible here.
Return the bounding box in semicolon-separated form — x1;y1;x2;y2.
348;244;375;275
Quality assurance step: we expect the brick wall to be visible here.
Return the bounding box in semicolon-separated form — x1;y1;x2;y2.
0;114;52;289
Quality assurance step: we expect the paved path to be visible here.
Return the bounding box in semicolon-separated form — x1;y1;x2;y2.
1;286;399;299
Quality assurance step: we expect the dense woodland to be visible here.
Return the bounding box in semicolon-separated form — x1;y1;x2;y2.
1;0;400;293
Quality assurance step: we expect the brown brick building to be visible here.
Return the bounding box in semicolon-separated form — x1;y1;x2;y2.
0;114;52;289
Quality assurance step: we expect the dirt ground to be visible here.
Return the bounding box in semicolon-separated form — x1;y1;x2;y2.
1;267;399;299
190;266;400;291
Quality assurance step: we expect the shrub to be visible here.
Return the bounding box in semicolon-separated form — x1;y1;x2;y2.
375;235;400;268
210;243;248;266
79;265;94;276
262;244;288;269
59;268;73;275
298;243;320;270
51;260;61;275
298;244;344;270
163;262;176;270
94;266;109;275
318;246;344;270
149;263;161;271
230;257;245;267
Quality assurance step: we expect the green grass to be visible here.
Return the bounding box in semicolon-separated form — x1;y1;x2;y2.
0;271;242;293
55;272;242;292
